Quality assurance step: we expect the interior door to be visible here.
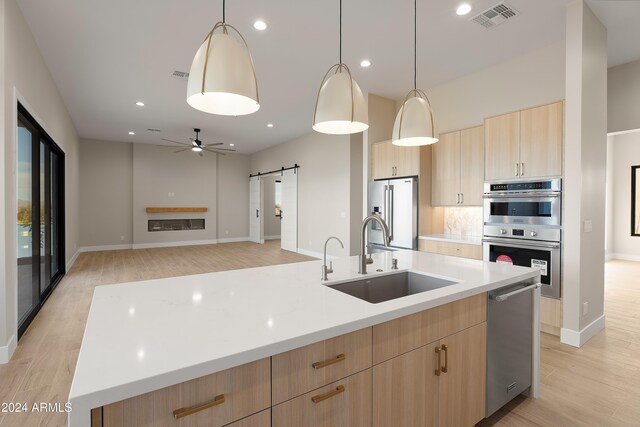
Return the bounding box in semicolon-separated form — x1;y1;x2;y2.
249;177;264;244
280;169;298;252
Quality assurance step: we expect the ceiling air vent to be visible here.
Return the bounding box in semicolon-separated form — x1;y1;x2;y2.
471;2;520;29
146;128;162;133
171;70;190;80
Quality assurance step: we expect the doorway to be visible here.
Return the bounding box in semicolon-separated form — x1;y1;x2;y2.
249;167;298;252
17;104;66;338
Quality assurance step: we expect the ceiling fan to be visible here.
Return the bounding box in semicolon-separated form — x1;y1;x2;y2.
161;128;236;156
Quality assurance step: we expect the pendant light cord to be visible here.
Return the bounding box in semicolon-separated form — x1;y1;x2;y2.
413;0;417;90
339;0;343;64
222;0;226;23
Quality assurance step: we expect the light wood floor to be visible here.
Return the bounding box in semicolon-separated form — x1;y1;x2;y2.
0;253;638;426
0;240;314;427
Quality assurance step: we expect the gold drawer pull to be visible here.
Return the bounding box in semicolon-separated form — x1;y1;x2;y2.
311;385;345;403
173;394;225;419
312;353;346;369
441;344;449;373
435;347;441;376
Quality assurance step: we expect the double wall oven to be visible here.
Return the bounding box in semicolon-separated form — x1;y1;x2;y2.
483;179;562;299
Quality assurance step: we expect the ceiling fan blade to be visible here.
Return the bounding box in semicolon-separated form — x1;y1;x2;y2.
203;147;227;155
162;138;190;146
204;142;224;147
174;147;191;153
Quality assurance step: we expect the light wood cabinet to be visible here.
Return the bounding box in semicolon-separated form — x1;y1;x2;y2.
101;358;270;427
485;101;563;180
418;239;483;260
272;369;372;427
223;409;271;427
271;327;372;405
371;140;420;179
373;344;438;427
432;126;484;206
438;323;487;427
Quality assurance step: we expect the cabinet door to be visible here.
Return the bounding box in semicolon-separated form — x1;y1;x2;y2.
484;111;520;181
372;141;394;180
272;369;371;427
393;144;421;177
223;409;271;427
431;131;460;206
520;101;564;178
373;344;438;427
438;323;487;427
459;126;484;206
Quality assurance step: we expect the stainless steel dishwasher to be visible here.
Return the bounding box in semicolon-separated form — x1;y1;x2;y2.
486;282;540;416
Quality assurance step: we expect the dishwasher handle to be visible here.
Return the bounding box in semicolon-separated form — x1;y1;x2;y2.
490;283;540;302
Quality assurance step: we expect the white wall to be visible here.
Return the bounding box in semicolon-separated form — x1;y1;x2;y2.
80;139;133;248
1;0;81;361
606;131;640;259
217;152;250;241
605;135;614;257
608;58;640;134
562;0;607;346
250;132;356;257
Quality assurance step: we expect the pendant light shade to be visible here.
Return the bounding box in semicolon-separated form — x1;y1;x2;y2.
313;65;368;135
392;0;437;146
392;90;438;146
187;2;259;116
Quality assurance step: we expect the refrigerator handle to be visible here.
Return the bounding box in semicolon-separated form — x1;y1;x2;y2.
388;185;394;241
383;185;389;228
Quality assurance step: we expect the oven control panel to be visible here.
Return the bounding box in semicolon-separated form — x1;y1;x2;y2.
484;225;561;243
512;229;524;236
484;178;561;194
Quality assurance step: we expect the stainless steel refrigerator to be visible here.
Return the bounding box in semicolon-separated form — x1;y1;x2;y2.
368;177;418;250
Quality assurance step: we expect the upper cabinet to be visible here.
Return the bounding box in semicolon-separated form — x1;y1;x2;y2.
485;101;564;181
432;126;484;206
371;140;420;180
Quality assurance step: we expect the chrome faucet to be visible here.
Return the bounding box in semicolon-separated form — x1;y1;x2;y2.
322;236;344;281
359;215;391;274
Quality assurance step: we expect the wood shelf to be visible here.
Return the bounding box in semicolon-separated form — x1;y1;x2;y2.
146;207;208;213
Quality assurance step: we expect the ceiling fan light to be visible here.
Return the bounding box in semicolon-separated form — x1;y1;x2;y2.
313;68;368;135
392;95;438;146
187;31;259;116
192;146;203;152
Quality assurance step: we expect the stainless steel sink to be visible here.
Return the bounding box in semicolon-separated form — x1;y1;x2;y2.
327;272;458;304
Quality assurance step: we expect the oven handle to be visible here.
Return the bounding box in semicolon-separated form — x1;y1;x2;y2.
483;192;561;199
490;283;541;302
482;237;561;249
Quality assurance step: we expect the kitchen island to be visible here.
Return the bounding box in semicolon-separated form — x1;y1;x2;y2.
69;250;540;426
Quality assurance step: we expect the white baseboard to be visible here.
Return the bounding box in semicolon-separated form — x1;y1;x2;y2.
264;235;281;241
66;249;80;271
560;314;606;347
217;237;250;243
132;239;219;249
80;244;133;253
608;253;640;261
605;253;614;261
0;334;17;364
297;248;323;259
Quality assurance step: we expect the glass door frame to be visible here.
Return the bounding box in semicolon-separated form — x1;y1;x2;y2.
17;103;66;339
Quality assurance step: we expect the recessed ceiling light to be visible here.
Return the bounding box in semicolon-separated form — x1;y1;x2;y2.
267;123;274;128
456;3;472;15
135;101;145;107
253;20;267;30
128;131;135;135
230;143;235;147
360;59;371;68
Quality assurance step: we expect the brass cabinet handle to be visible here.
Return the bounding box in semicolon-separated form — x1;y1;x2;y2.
435;347;441;376
173;394;225;419
312;353;346;369
311;385;345;403
441;344;448;374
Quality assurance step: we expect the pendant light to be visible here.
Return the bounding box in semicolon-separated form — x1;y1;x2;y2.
187;0;259;116
312;0;368;135
392;0;438;146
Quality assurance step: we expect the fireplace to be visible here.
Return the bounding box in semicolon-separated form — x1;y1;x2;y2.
148;219;205;232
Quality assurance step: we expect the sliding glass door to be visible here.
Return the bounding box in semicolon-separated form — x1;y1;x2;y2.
17;104;65;338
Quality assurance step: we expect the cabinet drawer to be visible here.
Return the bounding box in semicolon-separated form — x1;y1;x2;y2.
223;409;270;427
373;294;486;364
272;327;372;405
102;358;270;427
419;239;482;260
272;369;372;427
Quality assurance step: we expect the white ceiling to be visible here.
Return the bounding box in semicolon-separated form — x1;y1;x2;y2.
16;0;637;154
586;0;640;68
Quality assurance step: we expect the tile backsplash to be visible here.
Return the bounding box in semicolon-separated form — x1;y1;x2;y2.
443;206;483;236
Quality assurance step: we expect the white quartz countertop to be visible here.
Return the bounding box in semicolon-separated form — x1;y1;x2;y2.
68;250;539;426
419;234;484;246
